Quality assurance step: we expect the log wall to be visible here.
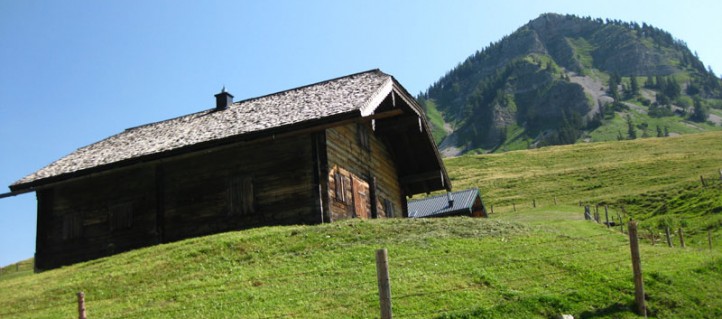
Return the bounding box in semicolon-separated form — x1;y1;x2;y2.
326;122;403;221
35;133;320;270
35;165;158;270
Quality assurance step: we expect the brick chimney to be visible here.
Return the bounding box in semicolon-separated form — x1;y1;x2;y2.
214;87;233;111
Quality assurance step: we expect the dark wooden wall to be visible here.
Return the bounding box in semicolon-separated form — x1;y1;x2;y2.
471;196;487;218
326;122;403;221
161;133;318;242
35;165;158;270
35;133;321;270
34;121;411;270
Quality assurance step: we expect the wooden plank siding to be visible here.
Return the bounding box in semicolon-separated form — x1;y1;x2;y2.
161;133;319;242
326;122;403;221
35;165;158;270
34;133;323;270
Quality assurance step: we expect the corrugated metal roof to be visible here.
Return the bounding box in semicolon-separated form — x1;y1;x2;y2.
407;188;481;218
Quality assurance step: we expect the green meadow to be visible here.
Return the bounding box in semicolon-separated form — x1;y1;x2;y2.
1;132;721;318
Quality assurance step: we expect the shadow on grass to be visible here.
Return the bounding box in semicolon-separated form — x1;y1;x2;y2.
578;301;634;318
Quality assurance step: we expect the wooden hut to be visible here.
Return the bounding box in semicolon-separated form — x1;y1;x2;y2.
407;188;487;218
8;69;450;270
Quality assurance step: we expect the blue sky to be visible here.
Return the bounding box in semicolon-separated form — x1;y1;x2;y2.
1;0;721;267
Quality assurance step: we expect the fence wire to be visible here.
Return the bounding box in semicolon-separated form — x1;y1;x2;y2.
0;221;717;318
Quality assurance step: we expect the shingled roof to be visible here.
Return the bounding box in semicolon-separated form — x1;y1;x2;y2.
10;69;449;193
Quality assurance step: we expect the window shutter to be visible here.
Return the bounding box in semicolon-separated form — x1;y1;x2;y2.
242;176;255;215
109;202;133;231
334;171;345;202
352;177;370;219
229;177;242;215
357;123;370;151
229;176;255;215
383;199;395;218
62;214;82;240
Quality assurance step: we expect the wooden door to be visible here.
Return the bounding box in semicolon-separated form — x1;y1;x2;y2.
352;177;370;219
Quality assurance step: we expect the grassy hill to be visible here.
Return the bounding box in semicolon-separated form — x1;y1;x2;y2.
1;132;721;318
444;131;722;245
1;215;720;318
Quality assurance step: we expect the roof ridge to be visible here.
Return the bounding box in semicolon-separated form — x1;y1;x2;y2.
123;69;386;133
233;68;384;106
124;109;211;132
413;188;478;201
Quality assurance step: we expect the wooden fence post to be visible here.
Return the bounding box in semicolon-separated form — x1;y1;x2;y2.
710;230;714;250
77;292;87;319
490;205;494;214
513;203;516;212
604;206;610;228
628;221;647;317
665;227;673;247
554;196;557;205
584;206;591;220
533;199;536;208
700;175;706;187
678;228;685;248
376;249;393;319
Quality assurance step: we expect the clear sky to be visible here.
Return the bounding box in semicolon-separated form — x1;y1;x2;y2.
1;0;721;267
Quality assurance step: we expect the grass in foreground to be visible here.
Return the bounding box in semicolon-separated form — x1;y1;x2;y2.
0;209;720;318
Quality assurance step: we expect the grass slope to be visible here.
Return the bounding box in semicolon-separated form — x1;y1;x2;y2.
0;259;34;281
1;214;720;318
447;131;720;204
1;132;721;318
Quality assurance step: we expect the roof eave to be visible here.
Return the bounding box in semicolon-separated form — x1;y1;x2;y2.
10;110;362;192
389;80;451;193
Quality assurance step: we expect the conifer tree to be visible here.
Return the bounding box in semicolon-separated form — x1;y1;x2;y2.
691;97;709;122
645;75;655;88
630;76;640;96
625;114;637;139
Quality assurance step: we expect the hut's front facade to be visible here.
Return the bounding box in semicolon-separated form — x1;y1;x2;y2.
9;70;450;270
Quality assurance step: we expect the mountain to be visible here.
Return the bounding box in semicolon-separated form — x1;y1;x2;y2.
419;13;722;155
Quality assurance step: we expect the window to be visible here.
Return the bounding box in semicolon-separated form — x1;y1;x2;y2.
229;176;255;215
357;123;370;151
62;214;82;240
109;202;133;231
383;198;395;217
